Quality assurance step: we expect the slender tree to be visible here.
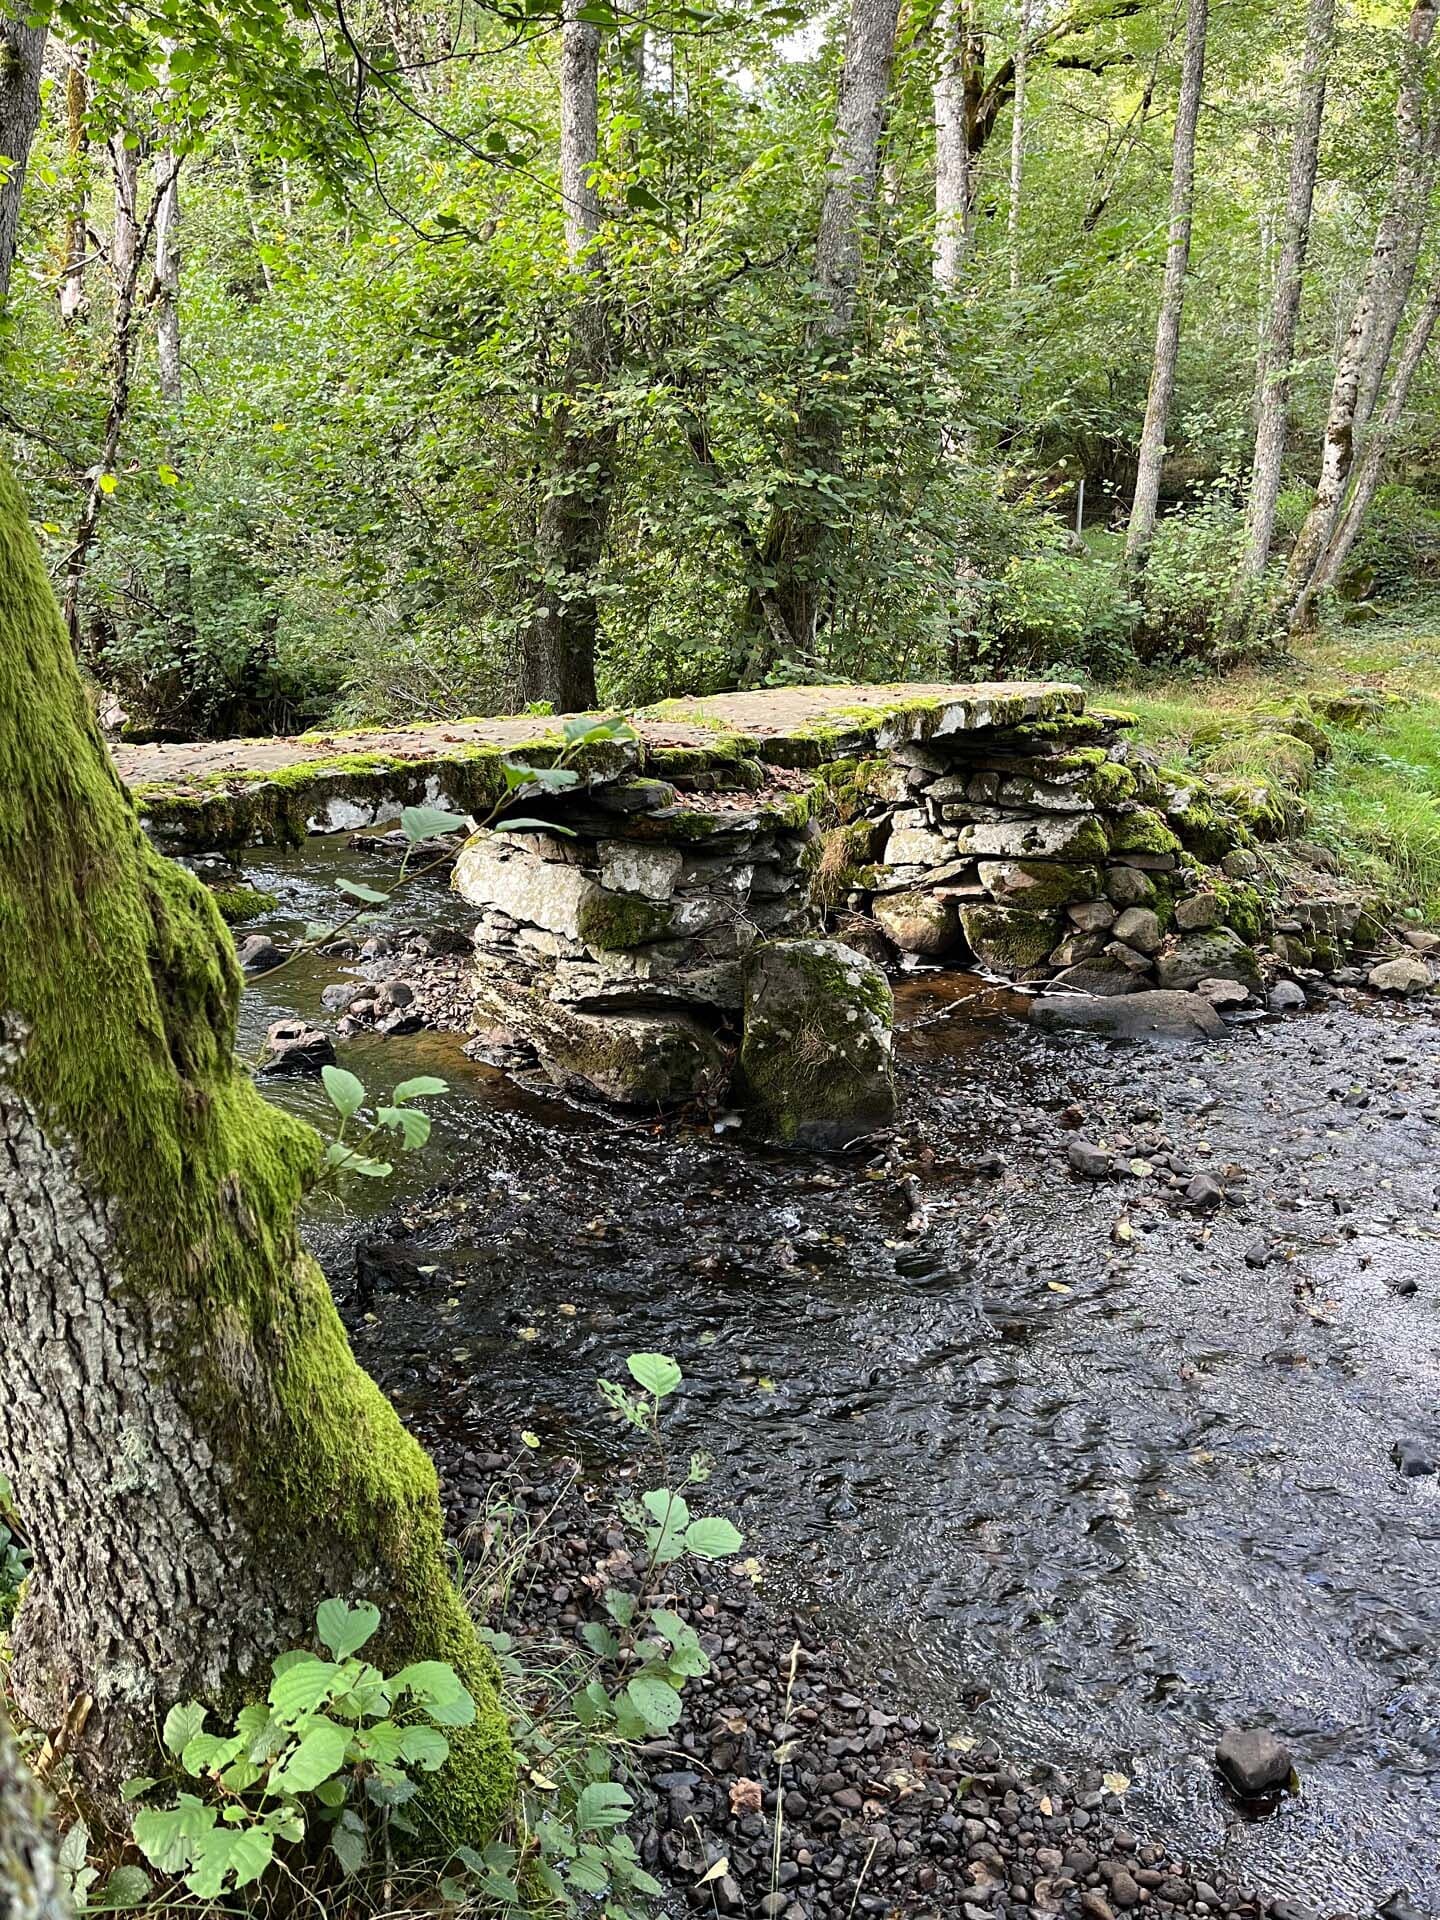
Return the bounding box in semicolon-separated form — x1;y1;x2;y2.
1007;0;1033;295
0;11;46;307
57;49;91;329
1125;0;1208;569
152;151;182;416
1285;0;1438;628
1238;0;1335;582
517;0;612;712
933;0;975;287
0;455;513;1825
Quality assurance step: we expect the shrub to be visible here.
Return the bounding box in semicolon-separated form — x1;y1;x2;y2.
1131;498;1271;666
971;538;1137;680
1344;483;1440;602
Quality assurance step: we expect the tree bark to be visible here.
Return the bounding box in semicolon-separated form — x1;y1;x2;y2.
1239;0;1334;581
0;456;513;1830
932;0;974;288
1008;0;1033;295
57;50;89;329
517;0;611;712
744;0;901;667
0;13;47;309
1285;0;1438;627
152;153;181;415
1125;0;1208;569
1312;265;1440;592
0;1708;67;1920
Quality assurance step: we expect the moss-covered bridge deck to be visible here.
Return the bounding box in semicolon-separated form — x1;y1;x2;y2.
116;682;1084;847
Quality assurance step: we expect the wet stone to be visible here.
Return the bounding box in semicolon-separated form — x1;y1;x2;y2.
1214;1728;1293;1798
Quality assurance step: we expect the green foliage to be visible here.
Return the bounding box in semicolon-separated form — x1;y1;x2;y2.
974;536;1138;680
1131;497;1272;667
315;1065;448;1184
0;1475;30;1630
1344;484;1440;602
124;1600;476;1899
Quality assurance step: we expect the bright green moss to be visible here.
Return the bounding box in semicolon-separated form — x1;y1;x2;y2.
577;889;674;950
0;460;513;1842
1106;807;1183;858
208;884;281;924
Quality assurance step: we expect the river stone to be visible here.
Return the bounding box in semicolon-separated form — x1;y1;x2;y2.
1155;928;1262;995
1401;927;1440;955
1104;939;1154;974
1368;955;1434;996
1174;890;1224;931
480;981;728;1107
1032;990;1223;1041
1110;906;1163;954
260;1019;336;1075
977;860;1101;910
872;888;961;957
954;813;1108;863
1105;866;1155;907
236;932;288;972
1048;959;1140;997
1069;898;1117;932
739;938;896;1148
1268;979;1307;1012
456;830;600;940
959;904;1063;972
1214;1727;1294;1798
1050;931;1106;968
598;840;684;900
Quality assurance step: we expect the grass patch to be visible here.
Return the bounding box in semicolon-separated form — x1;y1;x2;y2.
1095;598;1440;922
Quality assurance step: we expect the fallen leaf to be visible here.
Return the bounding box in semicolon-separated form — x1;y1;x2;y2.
728;1779;763;1815
1102;1770;1130;1796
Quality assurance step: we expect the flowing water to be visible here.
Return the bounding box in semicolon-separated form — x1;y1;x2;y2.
238;844;1440;1911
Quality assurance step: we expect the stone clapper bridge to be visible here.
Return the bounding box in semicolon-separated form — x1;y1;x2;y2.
119;681;1309;1143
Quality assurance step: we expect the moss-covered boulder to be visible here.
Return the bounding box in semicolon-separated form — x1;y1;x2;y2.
480;982;728;1106
1106;807;1183;861
739;939;896;1147
1156;928;1262;996
955;813;1108;863
959;903;1062;972
976;860;1101;911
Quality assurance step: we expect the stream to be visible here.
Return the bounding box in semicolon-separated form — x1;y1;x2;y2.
235;842;1440;1913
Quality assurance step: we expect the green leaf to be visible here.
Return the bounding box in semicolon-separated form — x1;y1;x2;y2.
120;1777;157;1802
625;1672;682;1733
392;1075;447;1103
95;1865;153;1910
331;1815;368;1877
398;1724;450;1771
684;1516;743;1559
627;1352;681;1398
316;1597;381;1660
161;1703;207;1758
568;1854;611;1894
269;1655;341;1718
185;1822;275;1898
400;804;471;842
269;1719;348;1794
133;1796;215;1874
523;764;581;792
323;1144;393;1178
97;472;118;495
376;1106;430;1150
390;1660;476;1727
579;1621;620;1658
494;816;577;836
335;878;389;904
640;1487;689;1564
181;1731;246;1776
574;1780;633;1832
624;182;666;214
605;1589;637;1627
321;1065;365;1120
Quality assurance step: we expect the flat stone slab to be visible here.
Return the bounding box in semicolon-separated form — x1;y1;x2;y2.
115;681;1083;846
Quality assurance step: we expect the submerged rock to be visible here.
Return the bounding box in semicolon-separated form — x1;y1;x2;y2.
739;938;896;1148
1214;1726;1294;1798
1033;990;1223;1041
260;1019;335;1075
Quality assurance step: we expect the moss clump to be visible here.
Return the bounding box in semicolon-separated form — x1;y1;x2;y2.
208;884;281;924
1106;807;1183;858
578;888;674;950
958;903;1062;971
738;938;896;1146
0;458;513;1837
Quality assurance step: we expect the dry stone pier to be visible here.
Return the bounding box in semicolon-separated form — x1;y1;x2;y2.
120;682;1383;1131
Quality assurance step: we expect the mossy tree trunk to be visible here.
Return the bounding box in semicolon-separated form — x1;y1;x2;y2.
0;11;47;307
1;1707;67;1920
0;457;513;1839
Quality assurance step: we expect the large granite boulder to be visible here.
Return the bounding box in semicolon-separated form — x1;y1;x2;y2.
739;939;896;1147
477;979;728;1107
872;888;962;957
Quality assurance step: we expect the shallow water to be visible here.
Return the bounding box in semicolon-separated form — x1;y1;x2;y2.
238;845;1440;1911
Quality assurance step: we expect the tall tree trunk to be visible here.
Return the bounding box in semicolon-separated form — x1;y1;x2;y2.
517;0;610;712
932;0;973;288
1285;0;1438;628
0;455;514;1829
1238;0;1334;582
0;13;46;308
1312;266;1440;593
152;152;181;415
1007;0;1033;296
1125;0;1208;569
746;0;901;666
0;1708;67;1920
57;49;89;328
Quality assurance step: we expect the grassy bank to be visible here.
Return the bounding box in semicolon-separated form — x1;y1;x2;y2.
1095;601;1440;924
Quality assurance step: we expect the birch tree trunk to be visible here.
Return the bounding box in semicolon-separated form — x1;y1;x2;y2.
152;155;181;415
1125;0;1208;569
745;0;901;665
0;13;46;308
1312;267;1440;593
1239;0;1334;582
1008;0;1033;296
0;1709;67;1920
1285;0;1438;627
932;0;973;288
517;0;611;712
57;50;89;329
0;456;513;1830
